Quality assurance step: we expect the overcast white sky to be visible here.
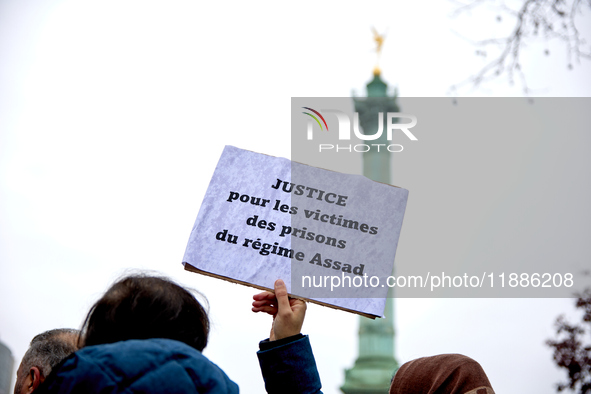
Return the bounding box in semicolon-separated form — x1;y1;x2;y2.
1;1;590;393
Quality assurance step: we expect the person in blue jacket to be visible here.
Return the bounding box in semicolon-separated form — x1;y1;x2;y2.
36;274;322;394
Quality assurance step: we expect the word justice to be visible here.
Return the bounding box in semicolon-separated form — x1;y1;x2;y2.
271;178;348;207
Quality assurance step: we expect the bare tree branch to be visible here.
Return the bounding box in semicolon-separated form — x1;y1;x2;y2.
449;0;591;95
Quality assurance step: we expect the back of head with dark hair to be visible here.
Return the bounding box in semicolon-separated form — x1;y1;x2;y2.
81;274;209;352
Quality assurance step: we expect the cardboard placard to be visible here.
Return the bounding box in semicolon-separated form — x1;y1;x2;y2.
183;146;408;318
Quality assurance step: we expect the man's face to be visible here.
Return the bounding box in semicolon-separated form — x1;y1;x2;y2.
13;361;27;394
13;362;41;394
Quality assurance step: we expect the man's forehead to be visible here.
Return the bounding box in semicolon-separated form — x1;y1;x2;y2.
15;359;26;376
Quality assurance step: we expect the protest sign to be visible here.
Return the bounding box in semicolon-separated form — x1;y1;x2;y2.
183;145;408;318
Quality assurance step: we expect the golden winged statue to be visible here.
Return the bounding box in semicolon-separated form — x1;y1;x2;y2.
371;27;386;75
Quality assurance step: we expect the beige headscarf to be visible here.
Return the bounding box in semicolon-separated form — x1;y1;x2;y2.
390;354;495;394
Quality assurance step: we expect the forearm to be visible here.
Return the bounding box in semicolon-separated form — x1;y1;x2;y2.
257;334;322;394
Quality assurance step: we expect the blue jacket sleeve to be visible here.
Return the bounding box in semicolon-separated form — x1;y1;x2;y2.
257;335;322;394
